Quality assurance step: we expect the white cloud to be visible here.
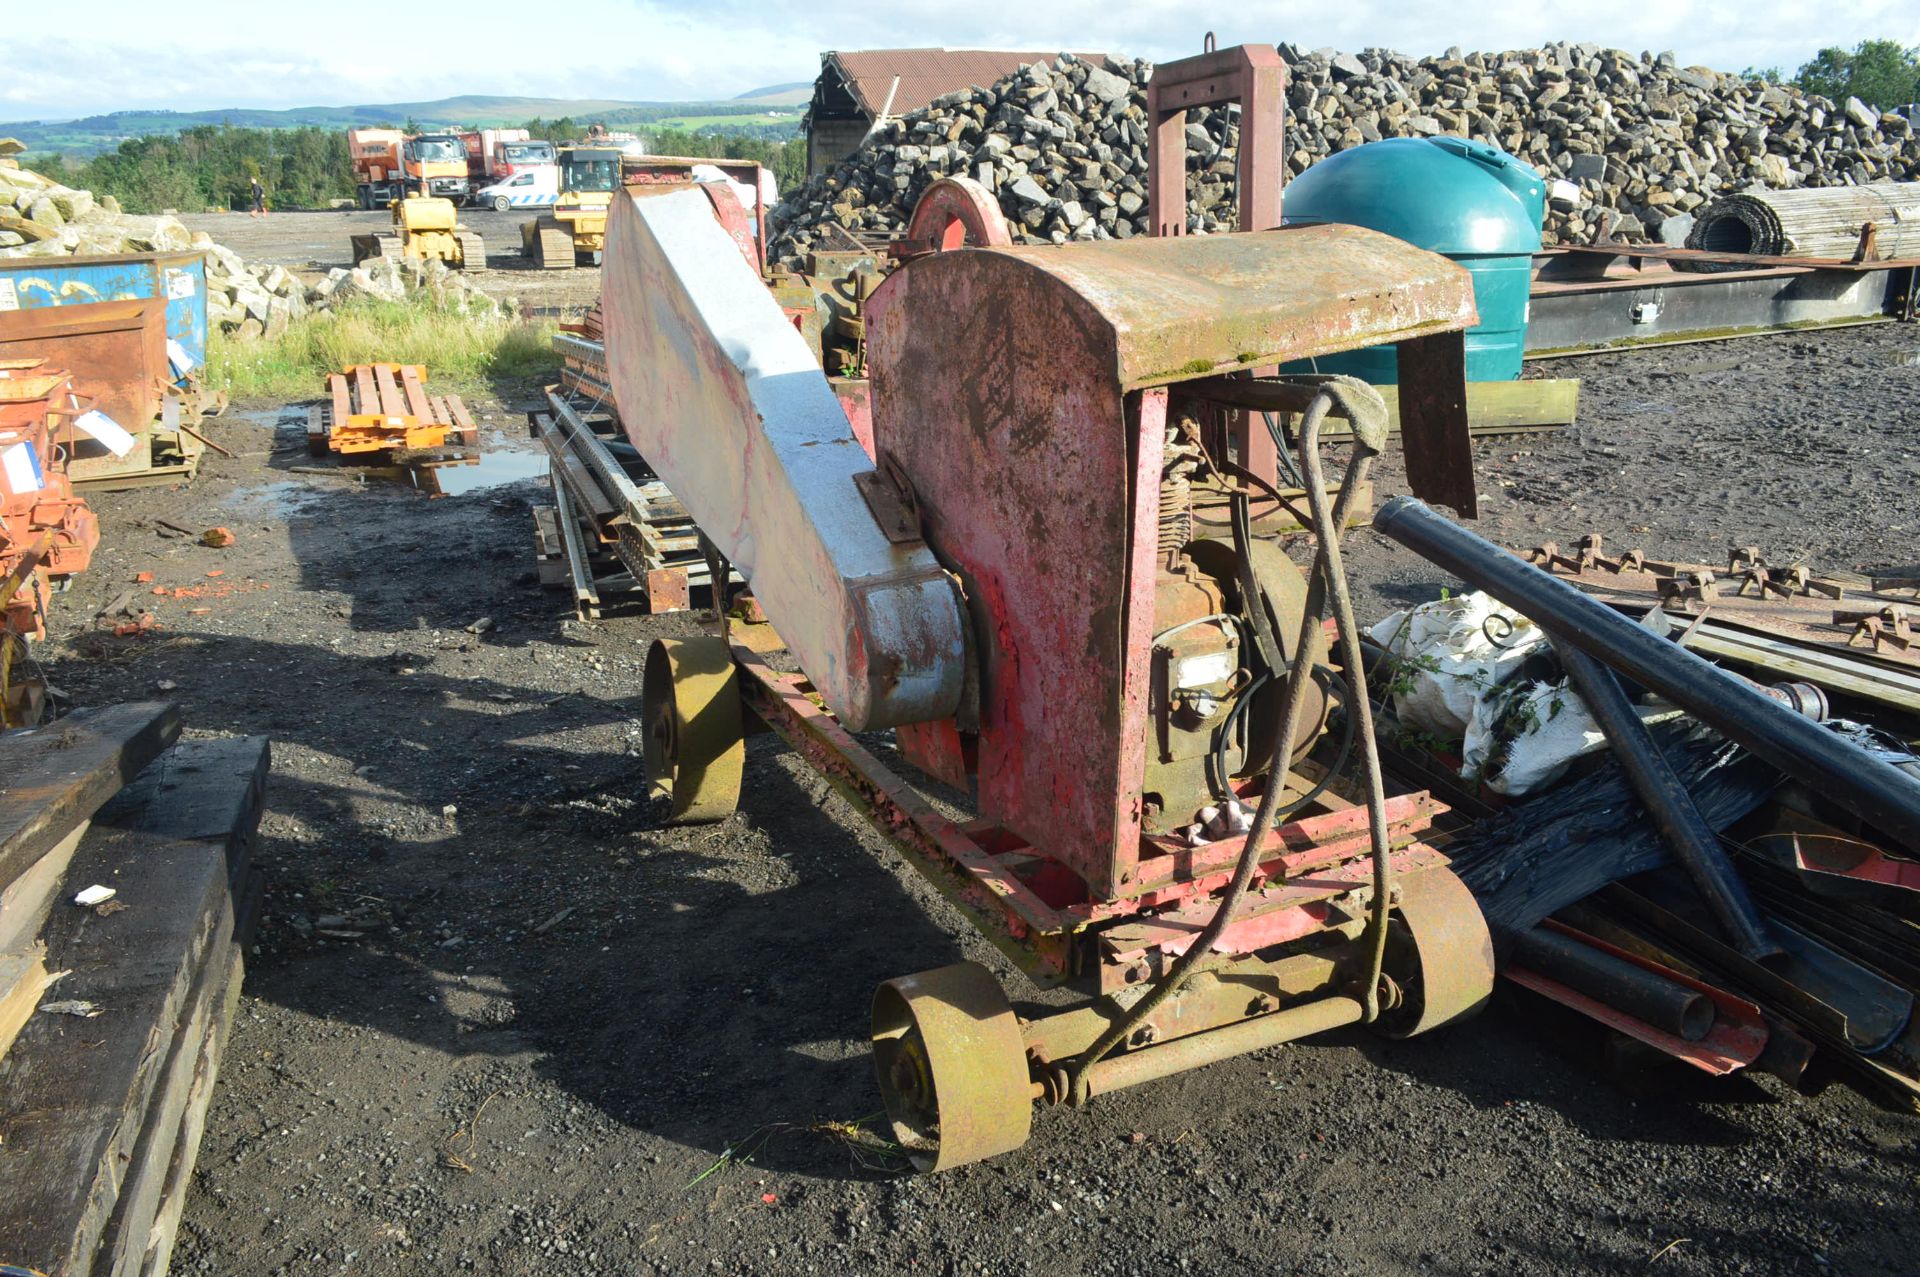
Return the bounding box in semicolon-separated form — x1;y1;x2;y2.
6;0;1918;119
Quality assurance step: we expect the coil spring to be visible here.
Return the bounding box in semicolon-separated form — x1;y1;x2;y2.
1160;424;1201;558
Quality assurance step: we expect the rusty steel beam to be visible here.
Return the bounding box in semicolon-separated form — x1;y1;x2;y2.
1073;995;1363;1100
1145;43;1287;236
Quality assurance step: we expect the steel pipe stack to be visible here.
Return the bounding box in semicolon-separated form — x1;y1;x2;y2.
1686;182;1920;260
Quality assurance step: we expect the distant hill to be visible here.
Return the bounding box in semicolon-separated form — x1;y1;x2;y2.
735;81;813;106
5;93;805;157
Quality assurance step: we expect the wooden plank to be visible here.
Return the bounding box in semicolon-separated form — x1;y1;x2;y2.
326;374;350;433
0;703;181;894
396;365;434;424
1680;621;1920;714
0;820;91;954
349;365;376;418
137;949;242;1277
0;942;54;1065
95;861;252;1277
89;918;232;1277
370;363;405;420
0;737;268;1277
445;395;475;432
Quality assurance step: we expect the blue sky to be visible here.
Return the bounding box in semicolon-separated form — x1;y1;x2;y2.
7;0;1918;118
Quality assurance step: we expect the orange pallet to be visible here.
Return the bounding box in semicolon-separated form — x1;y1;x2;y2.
306;363;476;458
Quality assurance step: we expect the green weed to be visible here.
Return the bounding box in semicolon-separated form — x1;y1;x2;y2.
207;295;559;403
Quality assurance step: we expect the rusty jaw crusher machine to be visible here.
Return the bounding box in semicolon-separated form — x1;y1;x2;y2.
609;44;1497;1171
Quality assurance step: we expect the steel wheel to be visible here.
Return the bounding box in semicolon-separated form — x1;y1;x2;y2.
1371;865;1495;1038
493;195;510;212
642;637;743;824
872;962;1032;1172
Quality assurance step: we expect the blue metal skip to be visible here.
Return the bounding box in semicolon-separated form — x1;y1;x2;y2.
0;250;209;375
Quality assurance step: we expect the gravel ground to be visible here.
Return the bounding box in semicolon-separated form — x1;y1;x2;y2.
36;322;1920;1277
176;209;607;314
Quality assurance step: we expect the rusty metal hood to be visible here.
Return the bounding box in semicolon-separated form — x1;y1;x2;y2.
942;224;1479;390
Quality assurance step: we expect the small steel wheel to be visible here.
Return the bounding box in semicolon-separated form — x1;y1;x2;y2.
871;962;1032;1172
641;636;744;824
1372;866;1496;1039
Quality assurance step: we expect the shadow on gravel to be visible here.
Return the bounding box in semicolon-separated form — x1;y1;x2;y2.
1350;993;1774;1147
95;595;964;1178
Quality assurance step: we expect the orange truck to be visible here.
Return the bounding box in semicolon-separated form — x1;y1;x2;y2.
348;129;473;208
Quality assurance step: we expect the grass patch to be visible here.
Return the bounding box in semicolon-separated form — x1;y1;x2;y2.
207;295;560;403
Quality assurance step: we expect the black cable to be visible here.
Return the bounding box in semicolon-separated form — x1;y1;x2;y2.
1263;410;1308;489
1211;665;1357;813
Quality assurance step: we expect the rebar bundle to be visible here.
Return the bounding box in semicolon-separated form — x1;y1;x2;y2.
1687;182;1920;261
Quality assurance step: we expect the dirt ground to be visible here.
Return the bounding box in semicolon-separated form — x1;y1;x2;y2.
177;209;606;314
39;320;1920;1277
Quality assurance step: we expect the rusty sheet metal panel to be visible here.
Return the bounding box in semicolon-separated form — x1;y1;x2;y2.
600;187;966;731
0;298;167;431
977;224;1477;392
867;230;1479;901
868;250;1151;899
1393;331;1477;517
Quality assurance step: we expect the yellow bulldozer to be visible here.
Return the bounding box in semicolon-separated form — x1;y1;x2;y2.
520;143;623;269
351;196;486;270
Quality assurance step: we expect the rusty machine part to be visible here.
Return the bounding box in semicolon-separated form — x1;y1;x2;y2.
0;361;100;650
767;176;1013;385
640;636;744;823
617;43;1495;1169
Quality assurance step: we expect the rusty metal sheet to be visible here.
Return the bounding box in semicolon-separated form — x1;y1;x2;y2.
0;298;166;432
601;187;967;731
1393;331;1477;517
937;224;1477;392
867;248;1148;899
866;227;1474;901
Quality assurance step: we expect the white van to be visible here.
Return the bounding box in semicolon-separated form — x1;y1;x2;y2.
474;166;559;212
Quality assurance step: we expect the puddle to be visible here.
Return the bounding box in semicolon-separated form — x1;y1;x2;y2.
426;447;549;496
227;480;324;515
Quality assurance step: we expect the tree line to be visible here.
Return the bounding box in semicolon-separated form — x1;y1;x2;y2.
39;121;805;213
1746;39;1920;111
40;125;352;213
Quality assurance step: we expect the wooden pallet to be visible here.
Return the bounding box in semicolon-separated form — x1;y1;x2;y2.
307;363;477;459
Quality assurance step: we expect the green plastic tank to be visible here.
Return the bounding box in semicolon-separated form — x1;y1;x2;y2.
1281;137;1544;383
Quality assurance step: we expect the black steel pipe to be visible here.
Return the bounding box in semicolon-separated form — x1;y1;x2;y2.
1512;927;1715;1041
1373;497;1920;854
1551;640;1782;962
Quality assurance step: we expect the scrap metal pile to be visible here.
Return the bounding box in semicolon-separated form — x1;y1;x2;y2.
769;43;1920;267
1370;510;1920;1104
0;360;98;720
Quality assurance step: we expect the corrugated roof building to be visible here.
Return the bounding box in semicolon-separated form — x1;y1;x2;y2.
803;48;1111;176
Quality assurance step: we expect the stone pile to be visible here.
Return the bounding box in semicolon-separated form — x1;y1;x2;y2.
0;151;501;340
768;44;1920;265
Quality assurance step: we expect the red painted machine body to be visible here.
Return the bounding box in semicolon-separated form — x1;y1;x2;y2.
867;226;1478;904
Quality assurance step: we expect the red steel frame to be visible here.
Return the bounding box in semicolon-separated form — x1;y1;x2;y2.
732;642;1451;986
